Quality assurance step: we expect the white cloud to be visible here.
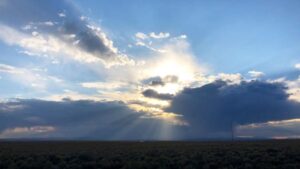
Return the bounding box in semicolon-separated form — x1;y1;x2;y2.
80;15;87;21
135;32;171;40
22;24;33;30
43;21;55;26
135;41;166;53
31;31;39;36
267;77;286;83
58;12;66;17
0;64;23;74
295;63;300;70
217;73;242;84
0;63;64;91
266;76;300;103
135;41;146;46
133;32;188;53
0;24;28;45
149;32;170;39
19;50;41;57
21;21;55;31
81;81;129;91
179;34;187;39
248;70;264;78
286;76;300;102
135;32;148;40
0;24;135;67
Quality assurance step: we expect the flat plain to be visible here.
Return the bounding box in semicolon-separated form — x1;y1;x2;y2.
0;140;300;169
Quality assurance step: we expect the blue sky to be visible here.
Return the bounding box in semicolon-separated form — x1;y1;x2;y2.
0;0;300;140
74;0;300;74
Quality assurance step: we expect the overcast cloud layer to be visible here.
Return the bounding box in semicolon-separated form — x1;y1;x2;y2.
0;99;174;140
1;80;300;140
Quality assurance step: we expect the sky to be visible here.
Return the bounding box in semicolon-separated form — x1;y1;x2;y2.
0;0;300;140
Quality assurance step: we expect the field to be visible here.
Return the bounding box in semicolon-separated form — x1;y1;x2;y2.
0;140;300;169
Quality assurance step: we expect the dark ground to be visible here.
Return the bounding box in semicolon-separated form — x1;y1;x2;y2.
0;140;300;169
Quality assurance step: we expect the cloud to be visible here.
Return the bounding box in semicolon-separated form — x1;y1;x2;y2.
165;80;300;139
178;34;187;39
0;0;134;67
133;32;183;53
0;0;299;140
43;21;55;26
295;63;300;70
135;32;148;40
135;32;170;40
0;99;175;140
149;32;170;39
1;79;300;139
95;37;208;122
0;126;55;138
237;119;300;139
0;63;64;91
142;76;165;86
135;40;166;53
248;70;264;78
164;75;179;83
81;81;130;91
0;64;23;74
142;89;174;100
58;12;66;18
285;75;300;102
142;75;178;86
93;36;206;108
216;73;242;84
142;38;205;82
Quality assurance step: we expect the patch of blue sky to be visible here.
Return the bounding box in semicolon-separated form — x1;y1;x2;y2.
74;0;300;75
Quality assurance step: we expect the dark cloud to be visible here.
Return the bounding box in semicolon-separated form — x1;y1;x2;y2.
142;75;178;86
0;99;171;140
1;80;300;140
0;0;118;62
142;89;174;100
142;76;165;86
166;80;300;139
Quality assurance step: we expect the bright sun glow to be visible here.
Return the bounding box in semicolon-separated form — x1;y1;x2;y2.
155;83;181;95
152;59;195;83
143;41;201;95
